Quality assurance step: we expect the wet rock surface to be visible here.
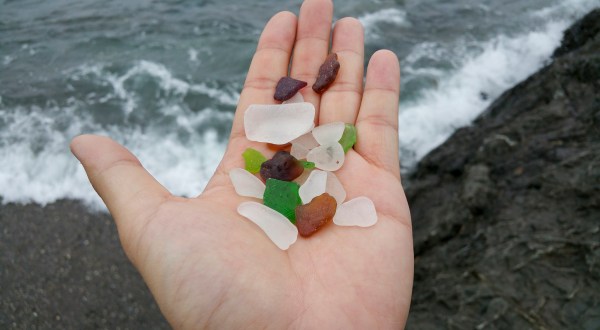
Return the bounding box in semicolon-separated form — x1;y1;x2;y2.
406;9;600;329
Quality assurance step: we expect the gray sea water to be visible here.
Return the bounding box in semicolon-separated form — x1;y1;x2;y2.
1;0;598;209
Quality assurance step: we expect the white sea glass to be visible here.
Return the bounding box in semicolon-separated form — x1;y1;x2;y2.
290;132;319;159
306;142;345;171
312;121;345;145
229;168;265;199
299;170;327;204
326;172;346;205
333;197;378;227
282;92;304;104
237;202;298;250
293;167;312;186
244;102;315;144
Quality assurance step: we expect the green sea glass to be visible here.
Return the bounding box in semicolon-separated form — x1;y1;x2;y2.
300;161;316;169
242;148;267;173
263;179;302;222
338;124;357;153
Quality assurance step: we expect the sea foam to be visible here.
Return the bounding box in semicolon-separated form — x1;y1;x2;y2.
396;0;598;170
0;60;236;210
358;8;410;39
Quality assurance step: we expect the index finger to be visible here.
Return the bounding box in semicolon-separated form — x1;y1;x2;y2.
229;11;297;141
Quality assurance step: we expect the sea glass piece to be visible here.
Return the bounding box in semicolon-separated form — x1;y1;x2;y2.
244;102;315;144
260;151;304;182
295;193;337;237
290;143;310;160
326;172;346;205
299;170;327;204
306;142;345;171
283;92;304;104
338;124;357;153
293;167;312;186
263;178;302;222
291;132;319;159
274;77;308;102
267;143;291;152
237;202;298;250
242;148;267;174
300;161;315;169
313;53;340;94
229;168;265;199
312;122;345;145
333;197;378;227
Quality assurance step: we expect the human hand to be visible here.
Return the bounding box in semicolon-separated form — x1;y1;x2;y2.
71;0;413;328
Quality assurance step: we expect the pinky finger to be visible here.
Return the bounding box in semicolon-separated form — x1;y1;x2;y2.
354;50;401;180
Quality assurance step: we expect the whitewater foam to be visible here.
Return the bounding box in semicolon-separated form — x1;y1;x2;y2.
397;1;598;170
188;48;200;63
3;56;14;66
0;60;235;210
358;8;410;39
0;103;229;210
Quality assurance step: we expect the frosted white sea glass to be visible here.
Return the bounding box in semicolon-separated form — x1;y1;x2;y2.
306;142;345;171
244;102;315;144
312;121;345;145
326;172;346;205
237;202;298;250
229;168;265;199
299;170;327;204
291;132;319;159
333;197;378;227
282;92;304;104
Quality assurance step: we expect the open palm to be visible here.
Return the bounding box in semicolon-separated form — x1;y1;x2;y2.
71;0;413;328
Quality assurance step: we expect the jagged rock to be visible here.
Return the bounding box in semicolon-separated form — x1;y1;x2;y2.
553;9;600;57
406;10;600;329
460;164;493;213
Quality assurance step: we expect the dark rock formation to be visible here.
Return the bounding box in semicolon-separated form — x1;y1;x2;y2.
406;9;600;329
553;9;600;58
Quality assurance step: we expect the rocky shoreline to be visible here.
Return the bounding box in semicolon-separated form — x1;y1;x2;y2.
406;9;600;329
1;9;599;329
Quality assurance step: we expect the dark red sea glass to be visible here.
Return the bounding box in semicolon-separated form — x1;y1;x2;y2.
312;53;340;94
274;77;308;101
260;151;304;182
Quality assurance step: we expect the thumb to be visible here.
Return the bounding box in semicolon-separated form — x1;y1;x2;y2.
70;134;171;261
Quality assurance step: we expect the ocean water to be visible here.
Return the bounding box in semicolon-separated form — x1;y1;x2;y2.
0;0;598;209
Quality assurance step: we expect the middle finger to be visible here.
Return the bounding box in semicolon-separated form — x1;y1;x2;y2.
289;0;334;121
319;17;364;125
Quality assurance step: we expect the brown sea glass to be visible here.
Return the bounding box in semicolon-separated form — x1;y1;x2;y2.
274;77;308;101
267;142;292;152
312;53;340;94
260;151;304;182
295;193;337;237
